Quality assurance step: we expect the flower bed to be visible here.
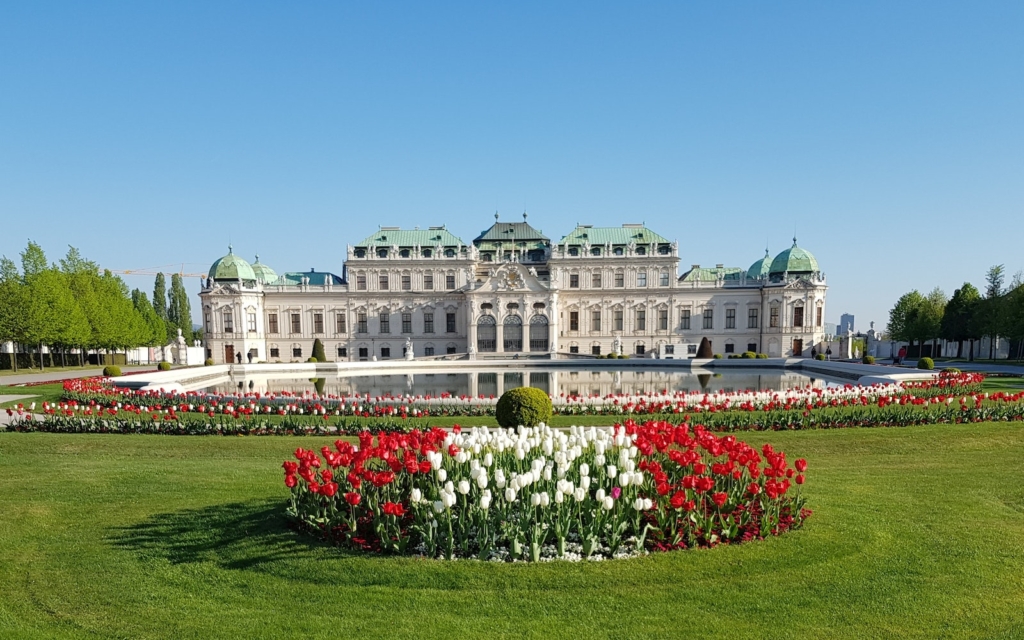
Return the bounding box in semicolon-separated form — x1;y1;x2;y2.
283;422;811;560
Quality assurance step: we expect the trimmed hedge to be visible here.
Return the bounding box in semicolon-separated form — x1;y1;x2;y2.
158;361;172;371
495;387;552;429
102;365;122;377
862;355;875;365
205;358;214;366
816;354;826;361
696;337;713;359
918;357;934;370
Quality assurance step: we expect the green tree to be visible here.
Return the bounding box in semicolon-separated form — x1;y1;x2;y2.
312;338;327;363
941;283;981;359
982;265;1006;359
153;272;168;320
132;289;167;347
25;268;91;368
0;257;28;371
20;241;48;280
167;274;193;343
887;290;925;345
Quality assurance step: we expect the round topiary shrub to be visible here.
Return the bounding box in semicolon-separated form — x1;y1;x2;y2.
102;365;121;377
158;361;171;371
862;355;875;365
945;367;961;374
205;358;214;366
757;353;768;359
713;353;723;359
742;351;755;359
816;353;826;361
307;357;318;363
918;357;934;370
495;387;552;429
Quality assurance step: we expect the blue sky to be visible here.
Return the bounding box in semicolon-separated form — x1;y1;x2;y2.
1;2;1022;329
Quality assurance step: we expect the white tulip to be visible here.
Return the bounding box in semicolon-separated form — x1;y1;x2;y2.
574;487;586;502
624;459;636;473
540;492;550;507
581;476;591;491
633;472;645;486
531;493;541;507
606;465;617;479
480;495;491;510
579;463;590;477
484;452;493;467
437;468;447;482
555;491;564;504
505;487;517;502
543;467;552;482
595;454;606;466
411;488;422;503
495;469;507;489
444;481;454;494
458;480;470;495
602;496;615;510
643;498;653;510
633;498;645;511
595;488;606;502
433;500;444;513
476;472;488;489
618;470;631;487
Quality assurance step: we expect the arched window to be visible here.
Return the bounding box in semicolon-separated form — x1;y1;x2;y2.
400;249;410;258
354;249;366;258
569;247;579;256
477;315;497;352
614;247;624;256
422;249;432;258
377;248;388;258
444;248;455;258
503;315;523;352
636;246;647;255
529;314;549;351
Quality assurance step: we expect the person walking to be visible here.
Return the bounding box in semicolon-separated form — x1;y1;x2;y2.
825;346;832;361
897;346;907;365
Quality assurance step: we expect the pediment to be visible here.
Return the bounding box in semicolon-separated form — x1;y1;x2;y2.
474;263;549;293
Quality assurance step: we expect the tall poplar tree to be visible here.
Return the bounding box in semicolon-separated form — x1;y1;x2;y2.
168;274;193;343
153;273;168;320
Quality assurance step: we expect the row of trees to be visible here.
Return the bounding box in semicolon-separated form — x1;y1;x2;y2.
888;265;1024;360
0;241;197;370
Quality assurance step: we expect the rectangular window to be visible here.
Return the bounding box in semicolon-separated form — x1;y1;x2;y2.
402;313;412;333
636;310;646;331
270;347;280;358
660;272;670;287
401;274;411;291
725;309;736;329
658;309;668;330
591;310;601;332
313;313;324;334
357;275;367;290
635;344;645;355
447;345;456;354
424;273;434;290
664;345;674;355
290;313;301;334
569;311;579;331
748;309;759;329
424;346;435;356
223;310;233;334
358;347;368;359
747;343;758;353
380;347;390;359
703;309;713;330
770;307;779;328
614;272;624;287
424;312;434;333
338;347;347;357
637;271;647;287
292;347;302;358
680;309;691;330
267;313;279;334
816;307;823;327
446;274;456;290
446;312;456;333
725;343;735;353
570;274;579;288
336;312;347;334
591;345;601;356
687;344;697;355
569;346;579;354
205;312;212;330
614;309;623;331
794;307;804;328
591;273;601;288
379;312;390;333
247;312;256;332
357;312;368;333
379;274;389;290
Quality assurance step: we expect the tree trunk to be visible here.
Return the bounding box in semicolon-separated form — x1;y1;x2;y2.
969;339;974;362
11;343;16;372
39;342;45;371
956;340;963;359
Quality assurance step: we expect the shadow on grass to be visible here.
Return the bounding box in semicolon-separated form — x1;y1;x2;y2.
107;499;355;572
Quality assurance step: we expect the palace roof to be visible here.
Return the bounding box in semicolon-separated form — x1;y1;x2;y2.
558;224;670;246
354;226;464;248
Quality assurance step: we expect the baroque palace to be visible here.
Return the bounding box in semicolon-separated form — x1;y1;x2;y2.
200;214;827;364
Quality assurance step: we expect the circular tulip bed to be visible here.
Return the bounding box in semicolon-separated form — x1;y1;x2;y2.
283;420;810;561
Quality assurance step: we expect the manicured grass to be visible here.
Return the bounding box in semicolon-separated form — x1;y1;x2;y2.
982;376;1024;392
1;424;1023;639
0;384;65;408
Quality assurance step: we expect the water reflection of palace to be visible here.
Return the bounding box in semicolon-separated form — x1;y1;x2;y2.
205;369;827;399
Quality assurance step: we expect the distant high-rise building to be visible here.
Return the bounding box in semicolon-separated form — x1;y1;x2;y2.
824;322;838;336
839;313;855;335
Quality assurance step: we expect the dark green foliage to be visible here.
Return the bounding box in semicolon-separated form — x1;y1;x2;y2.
742;351;755;359
918;357;934;370
495;386;552;428
713;353;722;359
696;337;713;358
757;353;768;359
204;358;214;366
152;273;167;320
816;353;826;361
307;357;318;363
167;274;193;343
862;355;875;364
945;367;962;374
158;361;172;371
102;365;121;377
312;338;327;363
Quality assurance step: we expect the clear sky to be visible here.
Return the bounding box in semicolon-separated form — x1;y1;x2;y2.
2;2;1022;330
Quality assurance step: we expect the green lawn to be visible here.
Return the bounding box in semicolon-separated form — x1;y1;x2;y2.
1;423;1023;639
982;376;1024;392
0;384;65;409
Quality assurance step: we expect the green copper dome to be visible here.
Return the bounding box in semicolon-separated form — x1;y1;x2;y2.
251;254;277;284
769;238;819;275
209;246;256;282
747;248;772;280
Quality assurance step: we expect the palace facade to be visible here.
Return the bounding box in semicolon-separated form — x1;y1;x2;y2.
199;215;827;363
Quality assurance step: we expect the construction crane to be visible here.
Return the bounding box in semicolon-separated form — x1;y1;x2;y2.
106;263;208;281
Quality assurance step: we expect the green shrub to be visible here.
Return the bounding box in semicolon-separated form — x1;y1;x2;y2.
918;357;934;370
307;357;318;363
158;361;172;371
312;338;327;364
742;351;755;359
862;355;875;365
696;337;713;359
816;353;826;361
495;387;552;429
102;365;121;377
945;367;961;374
713;353;723;359
757;353;768;359
619;354;629;359
204;358;214;366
